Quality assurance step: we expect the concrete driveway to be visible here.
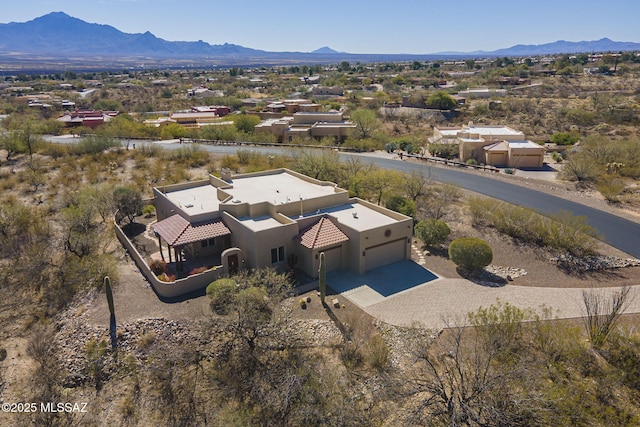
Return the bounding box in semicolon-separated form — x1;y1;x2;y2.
328;260;640;330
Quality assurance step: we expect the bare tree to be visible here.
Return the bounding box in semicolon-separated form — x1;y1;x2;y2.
582;286;632;348
404;304;540;426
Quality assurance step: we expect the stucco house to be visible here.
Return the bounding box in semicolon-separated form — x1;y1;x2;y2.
152;168;413;279
255;111;356;143
431;123;545;167
57;109;119;129
483;140;545;168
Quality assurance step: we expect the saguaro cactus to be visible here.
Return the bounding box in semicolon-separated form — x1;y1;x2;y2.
105;276;114;315
319;252;326;305
105;276;117;350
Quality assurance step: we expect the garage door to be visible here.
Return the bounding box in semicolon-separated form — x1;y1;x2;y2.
512;154;542;168
365;238;406;271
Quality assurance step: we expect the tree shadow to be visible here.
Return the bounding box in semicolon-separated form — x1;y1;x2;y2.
122;221;146;238
457;267;507;287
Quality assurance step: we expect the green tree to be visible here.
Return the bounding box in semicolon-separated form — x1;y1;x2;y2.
550;132;579;146
234;114;261;134
429;143;459;159
350;108;379;140
207;278;238;315
385;196;416;218
113;187;143;225
448;237;492;272
426;91;457;110
414;219;450;247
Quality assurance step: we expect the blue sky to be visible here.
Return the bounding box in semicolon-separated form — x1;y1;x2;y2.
2;0;639;54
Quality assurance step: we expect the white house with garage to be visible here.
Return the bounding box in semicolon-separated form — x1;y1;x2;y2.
152;168;413;279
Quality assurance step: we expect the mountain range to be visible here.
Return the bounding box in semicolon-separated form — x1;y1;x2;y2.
0;12;639;69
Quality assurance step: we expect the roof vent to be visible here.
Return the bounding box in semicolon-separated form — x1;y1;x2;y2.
352;212;358;219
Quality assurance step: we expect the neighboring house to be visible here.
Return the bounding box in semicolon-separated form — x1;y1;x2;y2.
431;123;544;167
311;86;344;96
483;140;545;168
255;111;356;142
187;87;224;98
457;87;507;99
169;110;223;128
241;98;260;108
191;105;231;116
152;168;412;279
57;109;119;128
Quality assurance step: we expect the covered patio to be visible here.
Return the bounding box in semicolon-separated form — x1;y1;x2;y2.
152;214;231;272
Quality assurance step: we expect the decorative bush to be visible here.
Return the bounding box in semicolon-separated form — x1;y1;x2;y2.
188;266;207;276
299;298;307;309
415;219;451;247
206;278;238;315
142;205;156;217
157;272;176;282
149;259;167;275
448;237;493;272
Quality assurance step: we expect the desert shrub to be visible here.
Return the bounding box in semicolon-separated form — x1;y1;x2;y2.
466;158;478;165
157;272;176;282
566;109;597;126
137;143;164;157
542;210;600;257
429;143;458;159
73;135;120;155
414;219;450;247
167;145;210;167
141;204;156;217
206;278;238;315
596;176;625;202
468;198;599;256
448;237;493;272
385;195;416;217
550;132;580;146
384;142;397;153
149;259;167;275
561;154;601;182
552;152;564;163
233;114;261;133
138;331;156;349
364;334;390;371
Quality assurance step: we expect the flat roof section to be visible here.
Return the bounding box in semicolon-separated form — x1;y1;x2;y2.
322;203;398;232
226;171;336;206
237;215;284;232
508;140;544;149
165;185;221;215
467;126;523;136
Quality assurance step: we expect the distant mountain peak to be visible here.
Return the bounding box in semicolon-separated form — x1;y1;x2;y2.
312;46;339;54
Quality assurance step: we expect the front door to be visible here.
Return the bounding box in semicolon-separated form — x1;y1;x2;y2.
228;254;239;275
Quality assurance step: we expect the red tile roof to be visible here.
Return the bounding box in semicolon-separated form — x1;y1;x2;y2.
153;214;230;247
298;216;349;249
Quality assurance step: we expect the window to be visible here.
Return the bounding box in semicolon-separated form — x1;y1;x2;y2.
201;238;215;248
271;246;285;264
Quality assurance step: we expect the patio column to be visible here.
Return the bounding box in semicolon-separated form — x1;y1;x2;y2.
158;235;165;261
